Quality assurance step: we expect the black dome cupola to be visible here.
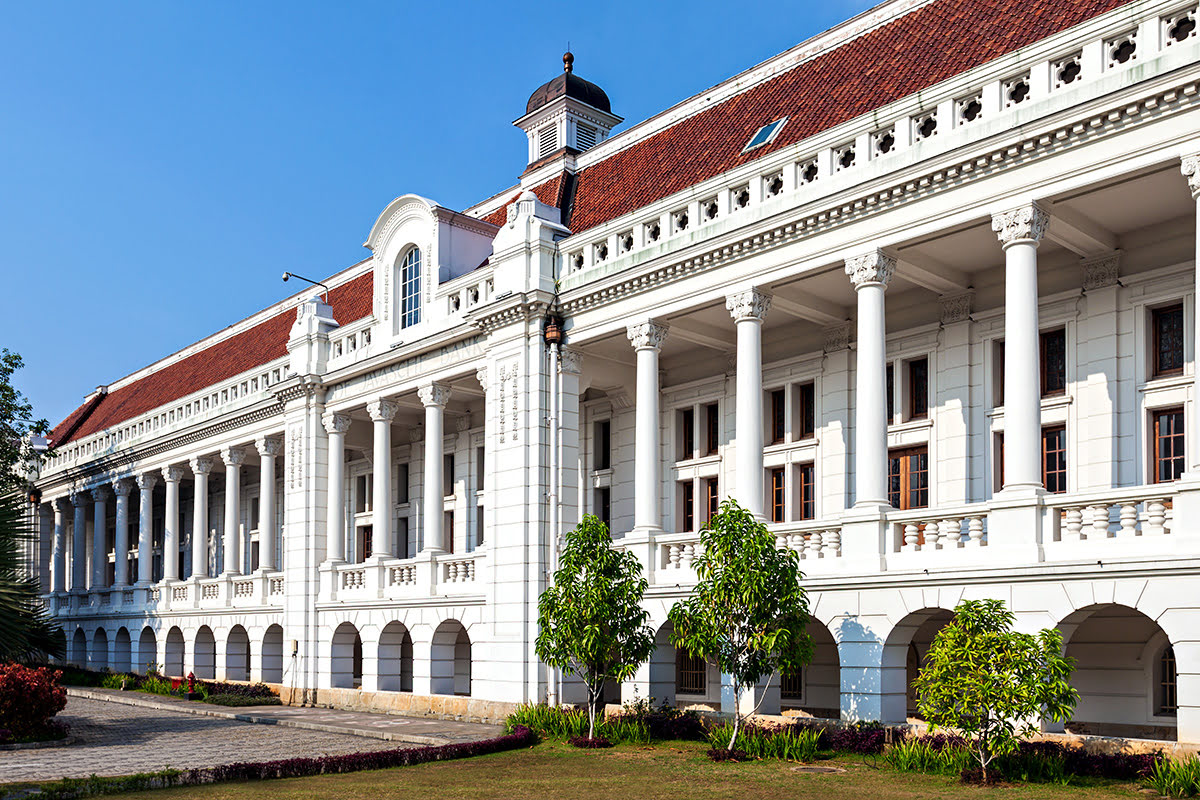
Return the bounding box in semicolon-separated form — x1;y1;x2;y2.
515;52;623;169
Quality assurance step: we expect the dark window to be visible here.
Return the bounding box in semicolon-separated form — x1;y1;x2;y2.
798;463;815;521
1153;408;1186;483
1154;304;1185;378
705;478;720;523
443;454;455;497
594;487;611;528
780;668;803;701
798;383;815;439
676;649;707;694
360;526;373;561
995;340;1006;406
680;408;695;459
1042;425;1067;494
908;358;928;419
705;403;720;455
475;448;484;492
888;446;929;510
397;463;409;504
770;468;785;523
1161;645;1178;715
397;517;410;558
886;364;895;422
444;511;454;554
1041;328;1066;397
681;482;695;532
474;506;483;549
770;389;786;444
594;421;611;470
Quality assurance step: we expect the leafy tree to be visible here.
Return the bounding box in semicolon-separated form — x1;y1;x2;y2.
668;499;812;750
536;514;655;739
0;348;60;660
912;599;1077;783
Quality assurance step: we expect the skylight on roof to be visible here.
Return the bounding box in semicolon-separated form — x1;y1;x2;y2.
743;117;787;152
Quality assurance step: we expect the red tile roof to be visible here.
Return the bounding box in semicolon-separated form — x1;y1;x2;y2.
565;0;1130;234
50;271;374;448
479;173;567;227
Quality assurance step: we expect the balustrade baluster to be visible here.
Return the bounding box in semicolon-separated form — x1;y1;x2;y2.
1119;504;1138;537
903;523;920;552
967;516;985;546
1146;500;1167;536
823;530;840;557
1090;505;1111;539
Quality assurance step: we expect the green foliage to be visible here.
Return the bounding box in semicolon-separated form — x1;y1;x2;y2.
536;514;655;738
667;499;812;750
0;493;63;661
1147;757;1200;798
139;672;175;697
99;672;138;690
0;349;50;497
204;693;282;707
883;737;973;776
912;599;1077;783
706;723;822;762
504;703;652;745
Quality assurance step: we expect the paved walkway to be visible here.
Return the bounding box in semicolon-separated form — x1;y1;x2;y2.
0;693;503;784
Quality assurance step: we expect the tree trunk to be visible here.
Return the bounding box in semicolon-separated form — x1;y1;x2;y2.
587;681;598;739
728;685;741;751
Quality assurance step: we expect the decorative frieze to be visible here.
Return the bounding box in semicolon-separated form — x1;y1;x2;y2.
939;291;974;324
1081;252;1121;290
823;322;851;353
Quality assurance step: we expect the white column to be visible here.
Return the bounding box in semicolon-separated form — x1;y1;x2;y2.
161;466;184;581
366;398;399;558
726;289;772;518
1182;156;1200;473
256;437;282;572
112;480;132;587
845;250;895;507
627;321;669;533
221;447;246;575
418;384;452;553
323;413;352;563
71;493;87;591
136;473;157;585
91;487;109;589
190;457;213;579
992;203;1049;492
51;498;67;593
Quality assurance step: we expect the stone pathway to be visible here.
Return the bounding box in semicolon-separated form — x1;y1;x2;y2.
0;695;502;784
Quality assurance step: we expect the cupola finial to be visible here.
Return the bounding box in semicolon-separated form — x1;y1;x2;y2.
563;51;574;74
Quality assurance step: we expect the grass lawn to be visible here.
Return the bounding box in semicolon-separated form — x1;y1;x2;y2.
100;740;1146;800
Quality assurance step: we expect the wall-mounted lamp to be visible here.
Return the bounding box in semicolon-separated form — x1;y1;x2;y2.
282;272;329;304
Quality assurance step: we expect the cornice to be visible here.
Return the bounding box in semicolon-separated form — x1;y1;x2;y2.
559;75;1200;317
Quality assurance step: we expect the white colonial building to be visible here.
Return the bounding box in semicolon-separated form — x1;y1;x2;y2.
24;0;1200;741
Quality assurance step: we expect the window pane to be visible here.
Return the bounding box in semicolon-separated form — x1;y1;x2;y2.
706;404;720;454
771;389;786;444
909;358;928;419
1041;329;1066;396
401;248;422;329
886;364;895;421
1155;305;1185;376
908;452;929;509
1155;409;1186;483
798;463;815;521
799;383;815;438
770;468;785;523
1042;426;1067;493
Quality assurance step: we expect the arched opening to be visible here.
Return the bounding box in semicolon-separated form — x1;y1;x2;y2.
113;627;132;674
138;627;158;674
331;622;362;689
225;625;251;682
1061;604;1177;740
378;621;414;692
648;621;718;710
90;628;109;671
779;619;841;719
262;624;284;684
164;627;184;676
881;607;955;724
397;246;422;330
431;619;471;696
70;628;87;667
194;626;216;680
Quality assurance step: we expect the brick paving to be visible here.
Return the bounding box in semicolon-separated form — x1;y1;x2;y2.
0;696;494;783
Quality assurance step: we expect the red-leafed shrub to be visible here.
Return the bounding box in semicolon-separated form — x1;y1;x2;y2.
0;663;68;738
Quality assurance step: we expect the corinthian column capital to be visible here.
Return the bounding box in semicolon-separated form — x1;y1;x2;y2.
844;250;896;288
366;398;400;423
991;202;1049;247
725;288;772;323
417;383;452;409
626;321;669;351
1183;154;1200;198
322;412;352;435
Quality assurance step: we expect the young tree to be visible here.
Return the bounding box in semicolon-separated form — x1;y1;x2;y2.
912;598;1077;783
668;499;813;750
535;514;655;739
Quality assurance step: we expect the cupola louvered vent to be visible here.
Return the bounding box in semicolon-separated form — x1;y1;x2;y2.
538;125;558;159
575;122;598;151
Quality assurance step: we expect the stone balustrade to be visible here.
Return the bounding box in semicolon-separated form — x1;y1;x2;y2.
324;551;486;602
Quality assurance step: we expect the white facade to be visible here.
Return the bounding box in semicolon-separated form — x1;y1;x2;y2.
27;0;1200;739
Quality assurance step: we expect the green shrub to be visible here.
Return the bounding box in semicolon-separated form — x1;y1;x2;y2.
204;694;282;707
139;673;175;697
505;704;652;744
706;723;822;762
883;737;972;776
1147;757;1200;798
99;672;138;690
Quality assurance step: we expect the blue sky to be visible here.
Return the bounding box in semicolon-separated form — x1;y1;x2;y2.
1;1;871;426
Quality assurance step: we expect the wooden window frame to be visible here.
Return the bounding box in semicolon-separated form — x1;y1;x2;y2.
1152;407;1186;484
769;468;785;523
1153;303;1185;378
705;477;720;523
798;383;815;439
705;403;720;455
680;408;696;460
1040;328;1067;398
886;363;895;422
1041;424;1067;494
908;357;929;420
888;446;929;510
770;389;786;444
797;462;815;521
680;481;695;532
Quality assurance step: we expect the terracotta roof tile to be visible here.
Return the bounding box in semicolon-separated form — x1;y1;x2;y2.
566;0;1130;234
50;271;374;448
479;173;566;226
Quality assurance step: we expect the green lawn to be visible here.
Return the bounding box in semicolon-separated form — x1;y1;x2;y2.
101;740;1146;800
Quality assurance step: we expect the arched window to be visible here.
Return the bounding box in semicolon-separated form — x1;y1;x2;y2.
400;247;421;329
1160;645;1178;715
